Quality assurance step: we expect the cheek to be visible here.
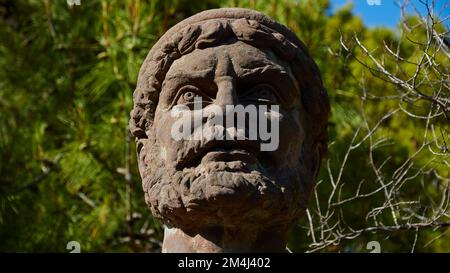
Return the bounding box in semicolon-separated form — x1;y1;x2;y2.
153;110;187;163
283;115;303;147
274;110;304;163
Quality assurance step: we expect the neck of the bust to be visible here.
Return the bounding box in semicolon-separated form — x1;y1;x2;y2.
161;226;289;253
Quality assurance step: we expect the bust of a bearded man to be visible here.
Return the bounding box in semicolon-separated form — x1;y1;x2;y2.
130;8;329;253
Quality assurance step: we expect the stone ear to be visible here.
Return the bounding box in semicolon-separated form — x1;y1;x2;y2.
136;138;149;177
136;128;159;178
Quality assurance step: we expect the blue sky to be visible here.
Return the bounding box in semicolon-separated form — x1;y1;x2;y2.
330;0;449;28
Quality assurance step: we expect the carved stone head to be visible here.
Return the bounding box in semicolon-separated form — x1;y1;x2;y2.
130;8;329;252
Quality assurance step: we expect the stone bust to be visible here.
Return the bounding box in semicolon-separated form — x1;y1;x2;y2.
129;8;329;252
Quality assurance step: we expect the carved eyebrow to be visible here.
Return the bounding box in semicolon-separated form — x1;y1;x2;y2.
240;64;289;79
238;64;300;107
161;68;217;107
162;67;217;96
164;68;215;83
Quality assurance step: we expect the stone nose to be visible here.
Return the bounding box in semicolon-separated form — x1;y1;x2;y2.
214;76;238;108
202;77;239;127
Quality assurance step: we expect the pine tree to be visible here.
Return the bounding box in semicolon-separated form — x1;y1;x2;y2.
0;0;448;252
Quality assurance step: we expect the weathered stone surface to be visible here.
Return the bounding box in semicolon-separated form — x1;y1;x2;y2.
130;8;329;252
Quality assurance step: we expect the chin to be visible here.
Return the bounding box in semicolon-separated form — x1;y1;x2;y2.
142;158;306;231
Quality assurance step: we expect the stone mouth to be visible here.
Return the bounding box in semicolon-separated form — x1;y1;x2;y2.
177;140;260;170
200;148;256;165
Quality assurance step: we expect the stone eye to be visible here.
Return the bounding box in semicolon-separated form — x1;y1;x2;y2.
258;88;273;100
243;84;279;104
183;91;195;102
174;85;212;109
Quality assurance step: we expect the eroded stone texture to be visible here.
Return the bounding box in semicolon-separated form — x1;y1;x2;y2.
130;8;330;252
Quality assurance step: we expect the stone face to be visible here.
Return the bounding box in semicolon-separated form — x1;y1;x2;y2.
130;8;329;252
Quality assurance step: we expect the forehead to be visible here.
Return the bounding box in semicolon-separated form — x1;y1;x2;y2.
166;41;288;76
159;40;301;109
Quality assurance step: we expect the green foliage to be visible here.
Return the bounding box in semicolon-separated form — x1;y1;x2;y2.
0;0;448;252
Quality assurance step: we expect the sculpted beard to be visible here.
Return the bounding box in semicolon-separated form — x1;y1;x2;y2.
139;134;311;230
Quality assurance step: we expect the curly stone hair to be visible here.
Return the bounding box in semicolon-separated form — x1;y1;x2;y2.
130;8;329;158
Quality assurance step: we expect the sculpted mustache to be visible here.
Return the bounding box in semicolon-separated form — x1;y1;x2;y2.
175;138;261;170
